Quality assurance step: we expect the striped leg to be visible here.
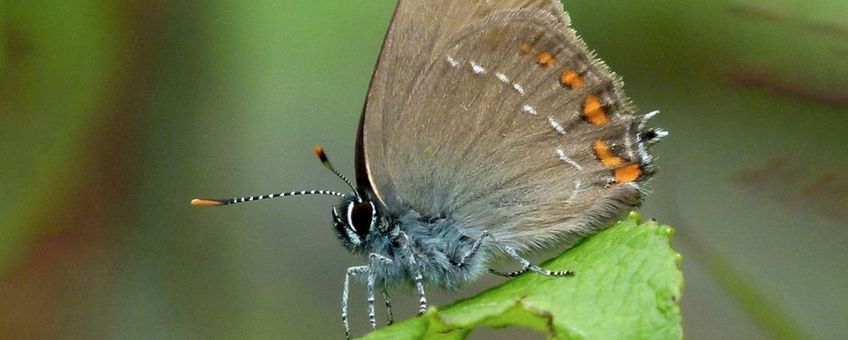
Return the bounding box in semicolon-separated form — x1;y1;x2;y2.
366;270;377;329
460;231;531;277
397;232;428;315
342;265;368;340
366;253;393;329
501;246;573;277
488;267;529;277
457;230;489;267
407;255;427;315
468;231;572;278
367;253;395;326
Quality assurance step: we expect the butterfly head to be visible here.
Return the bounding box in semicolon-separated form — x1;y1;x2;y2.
332;196;382;250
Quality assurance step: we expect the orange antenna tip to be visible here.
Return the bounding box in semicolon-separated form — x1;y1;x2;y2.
314;145;328;163
311;146;360;200
191;198;224;207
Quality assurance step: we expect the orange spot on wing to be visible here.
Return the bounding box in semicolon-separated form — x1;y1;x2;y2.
593;140;626;168
519;43;533;54
583;95;609;126
614;163;643;183
560;70;585;89
536;52;556;66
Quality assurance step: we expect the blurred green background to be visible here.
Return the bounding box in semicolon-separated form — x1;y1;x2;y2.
2;0;846;339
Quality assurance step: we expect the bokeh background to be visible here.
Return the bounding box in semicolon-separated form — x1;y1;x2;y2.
2;0;847;339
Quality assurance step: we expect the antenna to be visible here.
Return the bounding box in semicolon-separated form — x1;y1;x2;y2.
190;146;360;207
314;146;362;202
191;190;347;207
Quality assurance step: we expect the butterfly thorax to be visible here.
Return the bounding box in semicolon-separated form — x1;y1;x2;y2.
333;195;490;290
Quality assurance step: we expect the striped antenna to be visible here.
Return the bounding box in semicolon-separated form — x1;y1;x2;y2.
314;146;362;202
191;190;347;207
191;146;359;207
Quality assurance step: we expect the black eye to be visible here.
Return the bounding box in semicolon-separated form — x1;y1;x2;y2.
348;202;375;237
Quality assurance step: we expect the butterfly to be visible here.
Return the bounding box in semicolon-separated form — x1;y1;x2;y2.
192;0;666;338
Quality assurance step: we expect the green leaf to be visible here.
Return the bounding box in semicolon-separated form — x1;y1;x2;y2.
362;212;683;340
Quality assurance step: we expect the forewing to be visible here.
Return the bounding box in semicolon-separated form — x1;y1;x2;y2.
360;0;658;250
357;0;565;208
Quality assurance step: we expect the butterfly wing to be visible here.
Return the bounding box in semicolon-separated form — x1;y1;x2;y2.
355;0;567;201
357;0;660;250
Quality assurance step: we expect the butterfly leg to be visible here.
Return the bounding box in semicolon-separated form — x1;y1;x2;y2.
501;246;573;277
409;256;428;315
488;267;529;277
398;231;428;315
467;231;572;278
342;265;369;340
366;270;377;329
367;253;394;329
458;231;528;276
456;231;531;277
457;230;489;267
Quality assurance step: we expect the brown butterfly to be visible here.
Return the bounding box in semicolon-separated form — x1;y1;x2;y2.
192;0;665;338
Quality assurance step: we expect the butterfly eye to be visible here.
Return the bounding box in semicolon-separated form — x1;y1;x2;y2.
347;201;375;237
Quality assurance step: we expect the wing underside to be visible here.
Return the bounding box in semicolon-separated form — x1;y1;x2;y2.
359;0;657;250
